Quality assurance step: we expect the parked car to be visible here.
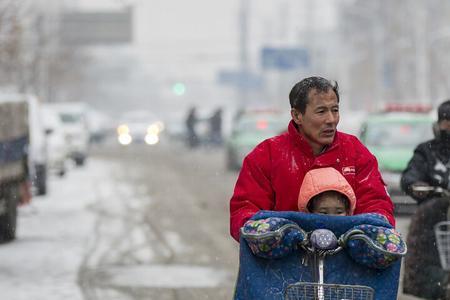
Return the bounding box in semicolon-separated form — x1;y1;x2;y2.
225;109;288;170
41;105;68;177
86;109;112;144
45;102;90;166
359;105;435;213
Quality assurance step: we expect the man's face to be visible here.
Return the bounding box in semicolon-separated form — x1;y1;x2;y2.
438;119;450;131
291;89;339;151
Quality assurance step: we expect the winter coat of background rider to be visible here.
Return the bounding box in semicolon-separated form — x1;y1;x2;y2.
401;99;450;300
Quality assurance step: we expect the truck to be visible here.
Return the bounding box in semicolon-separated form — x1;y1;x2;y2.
0;96;31;242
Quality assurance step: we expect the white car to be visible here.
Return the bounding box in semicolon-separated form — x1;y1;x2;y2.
41;106;68;177
45;102;90;166
116;110;164;146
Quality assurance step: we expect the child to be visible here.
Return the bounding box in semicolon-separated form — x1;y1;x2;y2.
298;167;356;216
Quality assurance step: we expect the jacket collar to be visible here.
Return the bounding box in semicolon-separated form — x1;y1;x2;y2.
288;120;339;157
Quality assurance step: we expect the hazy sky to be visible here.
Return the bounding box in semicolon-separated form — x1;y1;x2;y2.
72;0;337;80
66;0;338;117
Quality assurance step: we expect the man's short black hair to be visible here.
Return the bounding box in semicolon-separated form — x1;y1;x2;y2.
438;99;450;122
289;76;340;114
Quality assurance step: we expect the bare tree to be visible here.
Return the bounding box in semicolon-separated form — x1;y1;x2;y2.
338;0;450;106
0;0;90;102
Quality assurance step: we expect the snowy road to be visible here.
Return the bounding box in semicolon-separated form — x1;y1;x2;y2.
0;142;238;300
0;141;420;299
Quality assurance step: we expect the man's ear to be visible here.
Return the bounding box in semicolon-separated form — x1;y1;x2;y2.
291;108;302;125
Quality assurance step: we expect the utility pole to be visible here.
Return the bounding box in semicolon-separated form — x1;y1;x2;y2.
373;0;385;106
415;1;429;103
238;0;249;107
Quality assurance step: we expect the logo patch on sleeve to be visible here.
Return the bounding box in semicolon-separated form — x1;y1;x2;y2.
342;166;356;175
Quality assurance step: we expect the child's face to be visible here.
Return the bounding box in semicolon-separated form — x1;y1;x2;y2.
311;192;348;216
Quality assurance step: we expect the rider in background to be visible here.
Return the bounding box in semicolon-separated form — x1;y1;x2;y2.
401;100;450;300
208;107;223;146
297;167;356;216
185;106;200;148
401;99;450;201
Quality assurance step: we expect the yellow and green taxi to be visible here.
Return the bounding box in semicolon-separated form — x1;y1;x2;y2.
359;106;435;212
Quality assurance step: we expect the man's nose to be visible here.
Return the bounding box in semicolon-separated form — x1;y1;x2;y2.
325;111;338;123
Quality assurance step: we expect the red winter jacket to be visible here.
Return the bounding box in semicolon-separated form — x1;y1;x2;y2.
229;120;395;241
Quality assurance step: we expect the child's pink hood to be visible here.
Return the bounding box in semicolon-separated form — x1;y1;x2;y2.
298;167;356;214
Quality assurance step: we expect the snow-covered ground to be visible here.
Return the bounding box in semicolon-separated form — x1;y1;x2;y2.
0;155;233;300
0;161;108;300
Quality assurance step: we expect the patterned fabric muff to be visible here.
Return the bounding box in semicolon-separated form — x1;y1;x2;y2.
342;224;407;269
241;217;307;259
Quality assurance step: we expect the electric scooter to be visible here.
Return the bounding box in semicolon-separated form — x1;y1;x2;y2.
234;211;406;300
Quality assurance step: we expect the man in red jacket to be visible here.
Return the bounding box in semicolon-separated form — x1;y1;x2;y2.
229;76;395;241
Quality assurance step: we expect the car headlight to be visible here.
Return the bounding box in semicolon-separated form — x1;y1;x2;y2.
117;124;129;135
118;134;132;145
145;133;159;145
147;124;160;135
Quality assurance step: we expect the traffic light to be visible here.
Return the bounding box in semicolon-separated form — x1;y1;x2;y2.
172;83;186;96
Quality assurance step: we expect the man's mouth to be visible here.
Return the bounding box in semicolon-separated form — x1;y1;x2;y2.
322;129;335;137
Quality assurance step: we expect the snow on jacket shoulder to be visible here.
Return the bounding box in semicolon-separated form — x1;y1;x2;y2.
229;120;395;242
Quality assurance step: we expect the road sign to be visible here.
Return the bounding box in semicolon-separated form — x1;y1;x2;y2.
217;70;263;89
261;47;309;70
60;8;132;46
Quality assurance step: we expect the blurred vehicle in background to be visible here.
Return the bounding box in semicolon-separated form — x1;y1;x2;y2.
225;109;288;171
0;95;30;242
0;93;48;196
164;112;186;142
86;109;112;144
338;110;368;137
26;95;48;195
41;105;68;177
116;110;164;146
46;102;90;166
359;104;435;213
